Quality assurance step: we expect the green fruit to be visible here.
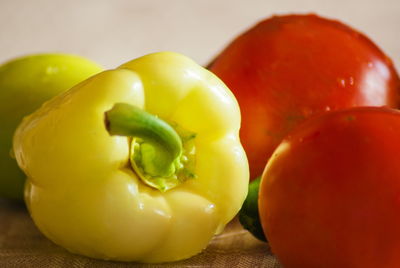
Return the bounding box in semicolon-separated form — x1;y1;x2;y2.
239;177;267;241
0;54;102;200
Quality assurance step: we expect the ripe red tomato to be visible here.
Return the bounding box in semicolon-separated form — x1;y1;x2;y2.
259;107;400;268
209;14;400;180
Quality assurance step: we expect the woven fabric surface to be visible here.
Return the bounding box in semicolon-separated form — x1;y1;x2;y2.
0;199;281;268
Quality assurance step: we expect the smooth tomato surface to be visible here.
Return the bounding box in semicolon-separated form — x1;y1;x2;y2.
209;14;400;179
259;107;400;268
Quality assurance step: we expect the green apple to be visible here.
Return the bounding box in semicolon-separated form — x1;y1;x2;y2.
0;53;102;200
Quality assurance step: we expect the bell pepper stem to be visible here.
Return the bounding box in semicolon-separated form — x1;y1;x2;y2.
105;103;183;179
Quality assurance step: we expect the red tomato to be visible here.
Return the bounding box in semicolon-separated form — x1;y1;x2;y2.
259;107;400;268
209;14;400;180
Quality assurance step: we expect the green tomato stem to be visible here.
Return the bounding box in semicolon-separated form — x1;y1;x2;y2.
105;103;184;190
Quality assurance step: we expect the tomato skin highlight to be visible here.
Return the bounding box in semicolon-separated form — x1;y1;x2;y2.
259;107;400;268
209;14;400;180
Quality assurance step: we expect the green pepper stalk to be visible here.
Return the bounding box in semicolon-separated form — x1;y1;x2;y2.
106;102;187;191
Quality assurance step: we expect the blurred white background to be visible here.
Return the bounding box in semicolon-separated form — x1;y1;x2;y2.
0;0;399;69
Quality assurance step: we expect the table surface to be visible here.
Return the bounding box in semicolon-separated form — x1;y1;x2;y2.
1;0;399;267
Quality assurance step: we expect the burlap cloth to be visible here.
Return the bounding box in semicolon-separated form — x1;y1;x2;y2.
0;199;281;267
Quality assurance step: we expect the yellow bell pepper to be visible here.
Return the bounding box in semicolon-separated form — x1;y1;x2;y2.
13;52;249;263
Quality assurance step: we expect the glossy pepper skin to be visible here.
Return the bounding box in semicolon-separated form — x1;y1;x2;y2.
209;14;400;180
13;52;249;263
